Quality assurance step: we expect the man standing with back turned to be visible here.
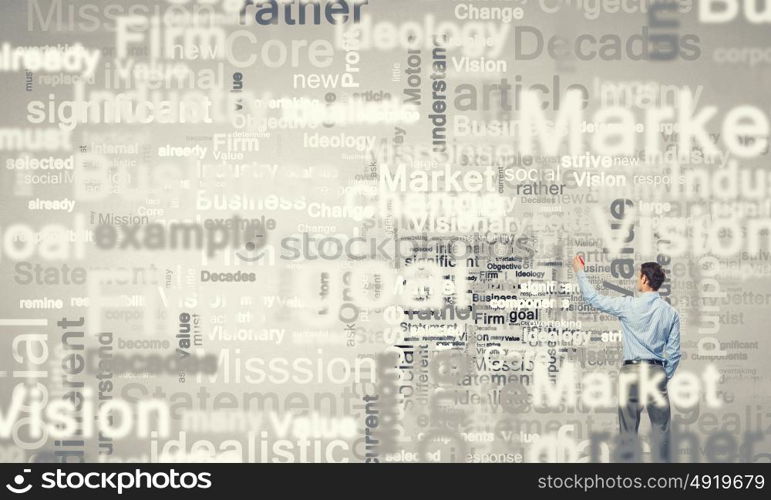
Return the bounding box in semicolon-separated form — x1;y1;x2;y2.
572;255;681;462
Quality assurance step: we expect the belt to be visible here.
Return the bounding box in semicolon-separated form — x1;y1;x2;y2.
624;359;664;367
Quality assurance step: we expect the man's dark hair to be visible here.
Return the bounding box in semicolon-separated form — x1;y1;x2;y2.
641;262;666;290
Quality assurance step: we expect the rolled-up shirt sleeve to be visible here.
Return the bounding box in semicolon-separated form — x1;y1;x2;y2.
665;314;682;379
576;270;630;318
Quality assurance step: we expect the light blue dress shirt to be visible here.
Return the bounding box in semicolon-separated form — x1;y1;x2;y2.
576;270;682;379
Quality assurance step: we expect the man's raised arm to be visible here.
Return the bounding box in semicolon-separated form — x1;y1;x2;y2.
572;255;630;318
